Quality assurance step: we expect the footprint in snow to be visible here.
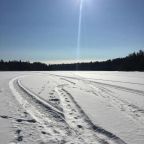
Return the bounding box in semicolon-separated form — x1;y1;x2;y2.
16;129;21;134
23;111;28;117
16;129;23;142
16;118;36;123
0;115;11;119
77;125;83;129
41;131;46;135
0;114;36;123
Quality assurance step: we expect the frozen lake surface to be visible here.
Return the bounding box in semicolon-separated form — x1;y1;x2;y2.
0;71;144;144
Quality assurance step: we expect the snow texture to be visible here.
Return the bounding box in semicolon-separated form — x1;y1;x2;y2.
0;71;144;144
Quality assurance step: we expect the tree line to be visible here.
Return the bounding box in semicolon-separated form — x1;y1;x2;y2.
0;50;144;71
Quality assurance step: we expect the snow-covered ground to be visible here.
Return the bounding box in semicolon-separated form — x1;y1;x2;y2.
0;71;144;144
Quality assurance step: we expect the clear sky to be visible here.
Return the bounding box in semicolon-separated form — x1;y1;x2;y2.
0;0;144;63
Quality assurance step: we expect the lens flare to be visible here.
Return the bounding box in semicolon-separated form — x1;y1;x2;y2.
76;0;83;69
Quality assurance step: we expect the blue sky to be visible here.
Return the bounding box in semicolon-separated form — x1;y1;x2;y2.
0;0;144;63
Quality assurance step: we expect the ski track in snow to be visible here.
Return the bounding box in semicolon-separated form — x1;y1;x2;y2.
7;72;144;144
89;84;144;124
58;74;144;124
48;73;144;96
49;74;144;120
8;74;127;144
55;86;127;144
9;77;74;144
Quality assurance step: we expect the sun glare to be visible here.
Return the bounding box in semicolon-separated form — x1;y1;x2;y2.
76;0;83;61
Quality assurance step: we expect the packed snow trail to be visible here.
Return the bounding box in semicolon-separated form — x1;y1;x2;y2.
10;77;75;144
0;72;44;144
18;72;144;144
0;71;142;144
8;74;126;144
